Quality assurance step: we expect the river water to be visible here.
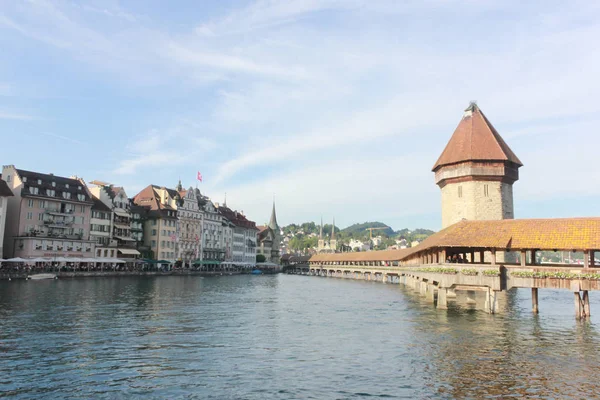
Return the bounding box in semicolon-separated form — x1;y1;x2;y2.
1;274;599;399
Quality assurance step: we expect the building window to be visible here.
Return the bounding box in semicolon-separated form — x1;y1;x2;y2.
458;186;463;198
28;199;34;207
38;213;43;221
152;229;157;236
484;184;489;197
6;175;11;182
46;189;55;196
30;187;39;195
26;212;33;220
78;194;85;201
62;192;71;199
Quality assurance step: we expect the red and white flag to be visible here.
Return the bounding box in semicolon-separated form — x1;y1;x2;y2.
197;171;203;182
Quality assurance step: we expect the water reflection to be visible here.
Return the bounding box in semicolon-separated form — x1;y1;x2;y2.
0;276;599;399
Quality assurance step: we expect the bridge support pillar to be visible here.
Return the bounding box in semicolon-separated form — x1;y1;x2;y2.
419;281;427;296
413;279;421;292
532;288;539;314
426;285;435;303
583;291;591;318
447;288;457;299
437;288;448;309
484;289;498;314
574;292;583;319
382;274;388;283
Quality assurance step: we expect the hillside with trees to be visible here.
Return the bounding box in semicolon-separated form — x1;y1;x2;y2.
282;221;435;252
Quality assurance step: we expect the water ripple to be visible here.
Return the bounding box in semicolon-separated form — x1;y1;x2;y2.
1;275;599;399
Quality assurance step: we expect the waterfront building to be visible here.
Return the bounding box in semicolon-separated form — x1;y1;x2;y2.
129;203;152;259
87;181;140;263
257;202;281;263
132;185;180;262
433;102;522;229
175;182;203;267
1;165;95;259
89;196;112;257
0;178;14;258
201;199;226;262
216;204;258;265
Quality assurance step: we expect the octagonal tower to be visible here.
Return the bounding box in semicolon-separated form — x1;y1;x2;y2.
433;102;523;229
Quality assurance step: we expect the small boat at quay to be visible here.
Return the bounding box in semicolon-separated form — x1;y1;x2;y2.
27;273;58;280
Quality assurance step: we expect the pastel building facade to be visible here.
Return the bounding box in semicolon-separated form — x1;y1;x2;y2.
1;165;95;259
132;185;180;262
176;184;204;267
87;181;140;262
0;178;14;258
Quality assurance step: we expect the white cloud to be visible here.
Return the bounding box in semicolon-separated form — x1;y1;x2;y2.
0;111;36;120
2;0;600;228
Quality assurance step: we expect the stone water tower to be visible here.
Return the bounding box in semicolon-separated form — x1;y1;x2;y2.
433;102;523;229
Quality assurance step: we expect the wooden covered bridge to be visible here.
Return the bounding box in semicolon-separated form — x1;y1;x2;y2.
290;217;600;319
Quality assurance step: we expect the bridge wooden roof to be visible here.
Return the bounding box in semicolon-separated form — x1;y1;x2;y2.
309;218;600;263
409;218;600;253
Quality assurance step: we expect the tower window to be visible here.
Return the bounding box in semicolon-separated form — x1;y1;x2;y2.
458;186;463;198
484;184;489;197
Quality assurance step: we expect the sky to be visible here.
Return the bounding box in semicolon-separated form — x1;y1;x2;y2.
1;0;599;231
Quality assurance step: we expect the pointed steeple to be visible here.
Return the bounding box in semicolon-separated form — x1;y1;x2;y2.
319;217;323;239
331;218;336;239
268;201;279;230
224;192;227;207
176;178;183;192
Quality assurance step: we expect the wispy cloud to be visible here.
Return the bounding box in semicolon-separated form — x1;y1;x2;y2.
0;111;36;121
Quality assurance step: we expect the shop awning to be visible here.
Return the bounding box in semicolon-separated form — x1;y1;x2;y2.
114;236;136;242
118;248;141;255
192;260;221;265
114;209;130;218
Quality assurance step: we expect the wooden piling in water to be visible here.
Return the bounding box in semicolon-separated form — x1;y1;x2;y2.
532;288;539;314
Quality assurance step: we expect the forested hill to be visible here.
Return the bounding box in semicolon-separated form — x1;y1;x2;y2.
282;221;435;242
341;222;394;237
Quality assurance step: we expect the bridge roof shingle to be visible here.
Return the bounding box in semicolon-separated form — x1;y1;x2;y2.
309;217;600;263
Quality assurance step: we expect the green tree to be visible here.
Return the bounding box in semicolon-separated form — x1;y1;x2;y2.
256;254;266;263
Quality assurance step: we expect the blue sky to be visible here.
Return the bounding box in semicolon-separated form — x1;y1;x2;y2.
1;0;599;231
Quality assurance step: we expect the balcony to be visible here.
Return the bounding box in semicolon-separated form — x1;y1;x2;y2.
43;218;74;227
46;208;75;216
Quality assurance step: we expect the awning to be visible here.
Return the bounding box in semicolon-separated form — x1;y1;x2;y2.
192;260;221;265
118;248;141;255
114;236;136;242
114;209;130;218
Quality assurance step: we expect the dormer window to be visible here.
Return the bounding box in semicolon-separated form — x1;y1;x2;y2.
77;186;82;190
37;179;42;185
46;189;55;196
52;181;56;187
65;183;69;189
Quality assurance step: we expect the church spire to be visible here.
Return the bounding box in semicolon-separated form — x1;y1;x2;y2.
268;201;279;230
331;218;335;239
319;217;323;239
176;178;182;192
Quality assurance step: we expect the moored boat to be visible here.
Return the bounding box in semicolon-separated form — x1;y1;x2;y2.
27;273;57;280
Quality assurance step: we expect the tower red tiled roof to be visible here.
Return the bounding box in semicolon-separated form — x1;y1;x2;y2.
432;103;523;171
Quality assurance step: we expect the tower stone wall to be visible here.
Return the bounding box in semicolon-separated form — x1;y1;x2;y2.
440;179;515;228
433;103;522;229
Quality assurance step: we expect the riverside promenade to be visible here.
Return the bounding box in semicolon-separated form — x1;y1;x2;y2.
288;218;600;319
